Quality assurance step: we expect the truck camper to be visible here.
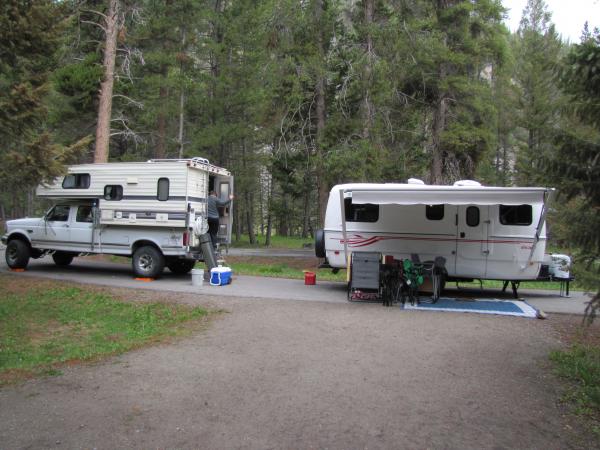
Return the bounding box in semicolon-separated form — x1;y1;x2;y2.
2;158;233;278
315;180;570;289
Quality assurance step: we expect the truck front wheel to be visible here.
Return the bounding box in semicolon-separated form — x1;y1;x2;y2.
52;252;74;266
6;239;31;269
132;246;165;278
167;258;196;274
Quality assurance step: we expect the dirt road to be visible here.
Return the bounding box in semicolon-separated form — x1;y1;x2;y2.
0;283;589;449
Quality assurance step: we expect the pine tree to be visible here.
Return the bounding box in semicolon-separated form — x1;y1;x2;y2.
548;29;600;320
424;0;506;184
513;0;563;185
0;1;88;218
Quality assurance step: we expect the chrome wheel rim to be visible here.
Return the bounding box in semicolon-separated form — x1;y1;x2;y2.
7;245;17;262
139;254;153;271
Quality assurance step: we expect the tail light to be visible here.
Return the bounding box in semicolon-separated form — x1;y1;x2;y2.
183;231;189;246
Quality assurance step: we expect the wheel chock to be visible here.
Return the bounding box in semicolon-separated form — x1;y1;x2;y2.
9;268;25;272
134;277;155;282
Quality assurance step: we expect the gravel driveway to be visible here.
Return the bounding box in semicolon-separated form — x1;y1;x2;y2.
0;286;588;449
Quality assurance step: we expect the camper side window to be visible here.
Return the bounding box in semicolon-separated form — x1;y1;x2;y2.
157;178;169;201
62;174;90;189
104;185;123;201
344;198;379;222
499;205;532;226
426;205;444;221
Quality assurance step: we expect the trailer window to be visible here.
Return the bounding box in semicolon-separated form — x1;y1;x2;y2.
466;206;480;227
499;204;532;226
104;185;123;201
344;198;379;222
426;204;444;221
62;173;90;189
157;178;169;201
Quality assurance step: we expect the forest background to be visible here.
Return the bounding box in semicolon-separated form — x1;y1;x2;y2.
0;0;599;301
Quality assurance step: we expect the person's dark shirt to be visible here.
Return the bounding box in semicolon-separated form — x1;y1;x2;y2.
207;195;231;219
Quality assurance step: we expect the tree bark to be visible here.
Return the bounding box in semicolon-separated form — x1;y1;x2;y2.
155;85;168;159
265;170;273;246
314;0;328;227
178;28;186;158
430;86;448;184
361;0;374;139
94;0;120;163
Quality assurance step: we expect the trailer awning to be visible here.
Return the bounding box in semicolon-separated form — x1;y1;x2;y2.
348;188;549;206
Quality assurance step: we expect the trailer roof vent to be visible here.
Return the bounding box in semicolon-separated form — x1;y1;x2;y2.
453;180;482;187
407;178;425;185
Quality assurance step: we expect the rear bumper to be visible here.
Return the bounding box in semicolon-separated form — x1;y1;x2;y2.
1;234;7;245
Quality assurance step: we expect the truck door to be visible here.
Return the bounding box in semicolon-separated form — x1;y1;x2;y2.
216;176;234;245
71;205;95;250
455;205;489;278
42;205;72;248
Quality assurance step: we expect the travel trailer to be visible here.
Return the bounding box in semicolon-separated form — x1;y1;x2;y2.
315;180;570;284
2;158;233;278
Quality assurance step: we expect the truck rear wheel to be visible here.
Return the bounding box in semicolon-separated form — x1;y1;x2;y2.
132;245;165;278
52;252;74;266
167;259;196;274
6;239;30;269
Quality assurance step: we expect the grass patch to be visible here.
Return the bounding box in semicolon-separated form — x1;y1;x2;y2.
0;281;208;385
227;261;345;282
231;234;313;249
550;344;600;416
452;278;581;291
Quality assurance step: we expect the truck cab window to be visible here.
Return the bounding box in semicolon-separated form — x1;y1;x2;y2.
344;198;379;222
157;178;169;201
499;204;532;226
76;206;93;223
104;185;123;201
426;204;444;221
47;205;70;222
62;173;90;189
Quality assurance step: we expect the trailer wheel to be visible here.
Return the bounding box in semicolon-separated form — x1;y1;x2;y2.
5;239;30;269
132;246;165;278
167;259;196;274
315;229;326;258
52;252;74;266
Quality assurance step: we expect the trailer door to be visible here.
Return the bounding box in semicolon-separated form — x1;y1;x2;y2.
455;205;489;278
216;176;234;245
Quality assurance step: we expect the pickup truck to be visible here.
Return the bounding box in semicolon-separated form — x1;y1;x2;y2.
2;201;210;278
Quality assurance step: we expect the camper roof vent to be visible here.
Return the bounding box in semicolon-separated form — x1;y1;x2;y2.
407;178;425;185
453;180;482;187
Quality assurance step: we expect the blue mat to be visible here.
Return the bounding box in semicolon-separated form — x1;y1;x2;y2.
403;297;538;318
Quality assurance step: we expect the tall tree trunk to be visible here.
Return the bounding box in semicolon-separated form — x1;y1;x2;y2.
314;0;328;228
94;0;120;163
361;0;374;139
301;186;310;239
178;28;186;158
265;159;275;246
241;139;256;244
430;63;448;185
245;191;256;244
155;84;168;158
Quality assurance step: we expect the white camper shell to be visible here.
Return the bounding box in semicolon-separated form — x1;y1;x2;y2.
2;158;234;278
317;181;563;283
